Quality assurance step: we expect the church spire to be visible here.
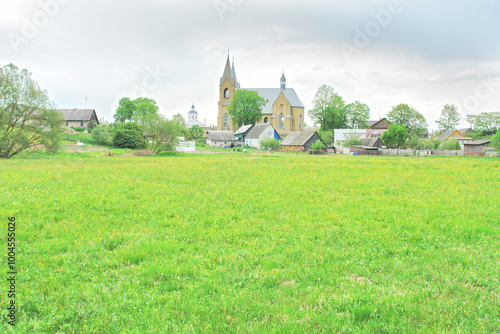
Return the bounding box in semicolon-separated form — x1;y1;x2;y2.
280;70;286;90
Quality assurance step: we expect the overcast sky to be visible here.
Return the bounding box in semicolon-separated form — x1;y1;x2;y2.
2;0;499;130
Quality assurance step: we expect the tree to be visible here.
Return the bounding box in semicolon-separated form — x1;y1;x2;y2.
381;124;408;149
114;97;135;122
113;97;159;123
141;113;182;153
436;104;460;131
172;113;186;128
0;63;63;158
318;129;334;147
386;104;427;134
188;125;203;140
227;90;266;126
465;114;477;128
345;101;370;129
474;112;500;132
441;139;461;151
311;140;326;151
113;122;146;149
308;85;347;130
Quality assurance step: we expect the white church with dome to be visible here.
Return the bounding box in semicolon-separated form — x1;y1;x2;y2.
185;104;207;129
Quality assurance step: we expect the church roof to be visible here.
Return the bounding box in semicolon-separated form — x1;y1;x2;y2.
188;104;197;114
186;119;206;128
220;56;240;88
238;88;304;114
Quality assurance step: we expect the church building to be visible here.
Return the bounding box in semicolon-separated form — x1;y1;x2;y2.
185;104;206;129
217;56;305;137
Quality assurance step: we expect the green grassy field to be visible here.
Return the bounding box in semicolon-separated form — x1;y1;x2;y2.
1;154;499;333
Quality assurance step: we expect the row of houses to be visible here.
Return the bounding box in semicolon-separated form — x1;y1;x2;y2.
206;123;325;152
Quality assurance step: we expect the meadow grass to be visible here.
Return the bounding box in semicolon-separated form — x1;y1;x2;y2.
0;154;499;333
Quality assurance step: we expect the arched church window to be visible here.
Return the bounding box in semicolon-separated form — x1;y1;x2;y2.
224;88;230;99
279;113;284;129
223;113;229;128
264;117;269;123
299;114;302;130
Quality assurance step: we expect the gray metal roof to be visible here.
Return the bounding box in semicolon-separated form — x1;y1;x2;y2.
464;139;491;146
238;88;304;114
245;124;278;140
206;131;235;141
280;131;315;146
439;129;458;139
235;124;253;136
59;109;97;122
459;128;475;134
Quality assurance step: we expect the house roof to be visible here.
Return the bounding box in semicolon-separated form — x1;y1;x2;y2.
246;124;278;140
367;118;390;128
464;139;491;146
281;131;316;146
439;129;459;139
239;88;304;114
206;131;235;141
59;109;97;122
362;138;381;147
459;128;475;134
334;129;368;141
235;124;254;136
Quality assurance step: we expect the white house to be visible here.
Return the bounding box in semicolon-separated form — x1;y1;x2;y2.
244;124;280;148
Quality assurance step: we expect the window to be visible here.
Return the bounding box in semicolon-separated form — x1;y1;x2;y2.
65;122;68;126
299;114;302;130
279;113;284;129
223;113;228;128
264;117;269;123
80;122;83;127
224;88;229;99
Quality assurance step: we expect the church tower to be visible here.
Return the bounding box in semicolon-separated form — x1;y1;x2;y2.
217;55;240;131
280;71;286;90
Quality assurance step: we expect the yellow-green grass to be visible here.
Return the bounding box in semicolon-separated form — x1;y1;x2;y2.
0;155;499;333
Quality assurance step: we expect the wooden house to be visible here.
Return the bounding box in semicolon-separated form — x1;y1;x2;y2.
439;129;465;140
280;131;325;152
59;109;99;128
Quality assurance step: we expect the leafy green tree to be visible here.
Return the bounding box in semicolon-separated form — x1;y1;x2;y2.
345;101;370;129
308;85;347;130
227;90;266;127
465;114;477;128
381;124;408;149
311;140;326;151
436;104;460;131
0;63;63;158
172;113;186;128
432;139;441;150
188;125;203;140
474;112;500;132
387;104;427;134
113;122;146;149
260;137;280;150
318;129;334;147
141;113;182;152
114;97;159;123
114;97;136;122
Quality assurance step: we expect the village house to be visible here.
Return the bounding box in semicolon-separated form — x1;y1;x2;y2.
206;131;237;148
59;109;99;128
244;124;280;149
280;131;325;152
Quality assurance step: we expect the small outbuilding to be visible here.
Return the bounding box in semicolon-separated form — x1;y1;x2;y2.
463;139;492;157
245;124;280;148
206;131;236;148
280;131;325;152
362;137;383;148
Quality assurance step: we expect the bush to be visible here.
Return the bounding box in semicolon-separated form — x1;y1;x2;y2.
92;126;111;145
72;127;86;133
155;151;186;157
318;130;334;147
113;123;146;149
432;139;441;149
441;139;461;150
311;140;326;151
490;131;500;151
260;138;280;150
